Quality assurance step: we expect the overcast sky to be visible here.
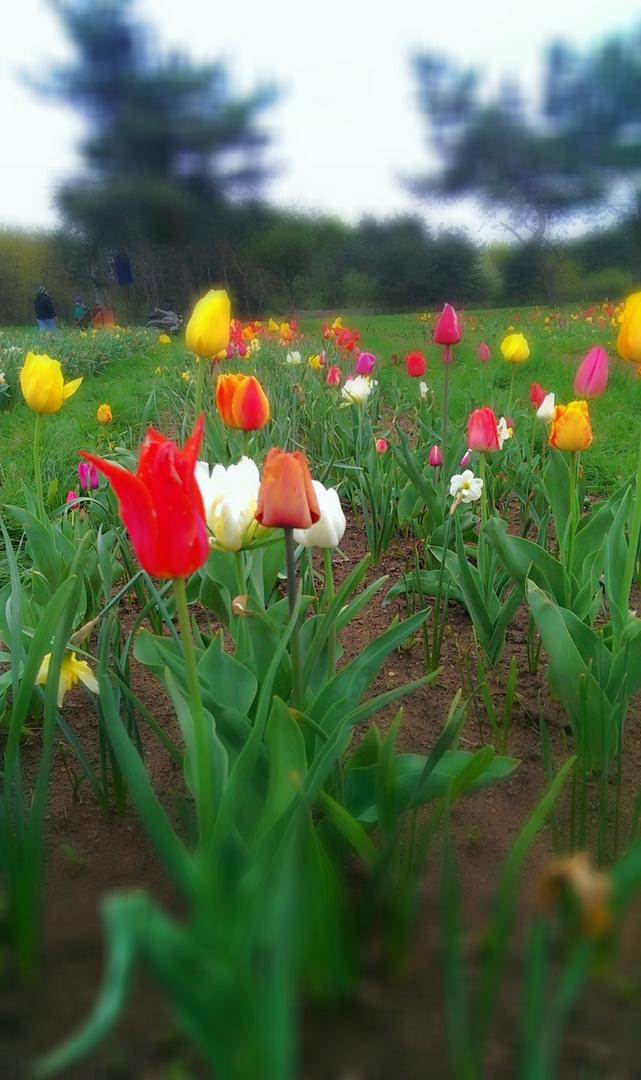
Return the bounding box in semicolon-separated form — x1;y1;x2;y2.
2;0;640;237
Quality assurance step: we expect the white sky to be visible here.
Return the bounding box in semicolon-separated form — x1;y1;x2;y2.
2;0;641;236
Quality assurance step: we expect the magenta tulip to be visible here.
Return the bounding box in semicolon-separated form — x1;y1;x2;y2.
574;346;608;399
433;304;462;346
429;444;442;467
354;351;376;376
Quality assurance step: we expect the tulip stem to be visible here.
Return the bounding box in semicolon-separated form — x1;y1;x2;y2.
507;367;516;419
441;347;451;490
32;412;46;522
284;528;304;711
242;431;250;458
565;450;580;596
194;357;207;422
323;547;336;679
172;574;215;843
615;432;641;649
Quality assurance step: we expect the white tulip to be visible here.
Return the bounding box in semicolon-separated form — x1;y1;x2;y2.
195;456;263;551
536;392;555;423
341;375;371;405
286;350;302;365
419;381;430;399
293;480;346;548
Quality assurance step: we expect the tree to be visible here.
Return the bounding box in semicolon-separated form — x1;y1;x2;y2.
41;0;276;307
411;47;611;300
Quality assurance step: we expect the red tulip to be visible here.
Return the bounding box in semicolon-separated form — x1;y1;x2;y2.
326;365;341;387
529;383;547;408
433;304;462;346
215;373;270;431
406;350;426;377
467;407;500;452
574;346;608;399
80;417;209;579
255;448;321;529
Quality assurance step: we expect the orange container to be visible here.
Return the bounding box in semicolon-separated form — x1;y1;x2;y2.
91;309;115;330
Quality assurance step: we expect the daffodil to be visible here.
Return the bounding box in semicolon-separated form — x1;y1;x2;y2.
36;651;99;707
449;470;483;514
497;416;513;449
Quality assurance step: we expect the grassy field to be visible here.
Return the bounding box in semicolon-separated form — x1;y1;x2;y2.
1;303;638;509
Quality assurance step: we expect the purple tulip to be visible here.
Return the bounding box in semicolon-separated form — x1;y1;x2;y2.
354;351;376;376
574;346;608;399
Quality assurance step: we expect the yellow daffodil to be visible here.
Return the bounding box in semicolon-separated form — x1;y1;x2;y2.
185;289;231;357
36;651;99;707
158;333;171;344
97;403;112;423
20;352;82;415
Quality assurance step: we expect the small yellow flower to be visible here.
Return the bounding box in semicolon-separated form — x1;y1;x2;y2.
158;333;171;344
268;318;279;333
181;371;193;381
97;403;112;423
36;651;99;708
20;352;82;415
154;366;162;376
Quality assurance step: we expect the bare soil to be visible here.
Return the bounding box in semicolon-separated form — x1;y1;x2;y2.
1;511;641;1079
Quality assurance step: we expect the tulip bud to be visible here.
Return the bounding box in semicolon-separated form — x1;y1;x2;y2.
429;444;442;467
574;346;608;399
460;449;471;467
375;438;388;454
433;304;462;345
530;383;546;409
78;461;99;490
501;333;530;364
66;490;78;508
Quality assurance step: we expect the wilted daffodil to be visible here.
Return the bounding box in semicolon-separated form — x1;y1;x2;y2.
194;456;266;551
293;481;346;548
500;333;530;364
20;352;82;414
449;470;483;514
185;289;231;357
36;650;99;707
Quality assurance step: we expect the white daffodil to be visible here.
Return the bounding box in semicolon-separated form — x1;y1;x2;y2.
497;416;513;449
293;481;346;548
537;392;555;423
341;375;372;405
449;470;483;514
36;651;99;708
285;350;302;365
195;456;264;551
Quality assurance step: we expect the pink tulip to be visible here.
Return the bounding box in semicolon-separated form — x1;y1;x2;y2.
467;407;500;452
66;490;78;508
433;304;462;346
354;351;376;376
326;365;341;387
460;449;471;467
529;383;546;409
375;438;388;453
574;346;608;399
429;444;442;467
478;342;491;362
78;461;99;490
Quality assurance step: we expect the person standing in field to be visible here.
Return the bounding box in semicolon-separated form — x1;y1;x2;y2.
34;286;57;334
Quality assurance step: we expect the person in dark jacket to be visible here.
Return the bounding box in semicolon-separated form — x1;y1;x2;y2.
34;286;57;334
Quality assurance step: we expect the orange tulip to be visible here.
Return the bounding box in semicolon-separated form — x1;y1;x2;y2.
255;448;320;529
549;400;592;452
215;373;270;431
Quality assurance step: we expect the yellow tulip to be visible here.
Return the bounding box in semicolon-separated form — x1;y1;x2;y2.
97;403;112;423
20;352;82;415
308;353;322;370
549;400;592;452
500;333;530;363
616;291;641;364
185;289;231;357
